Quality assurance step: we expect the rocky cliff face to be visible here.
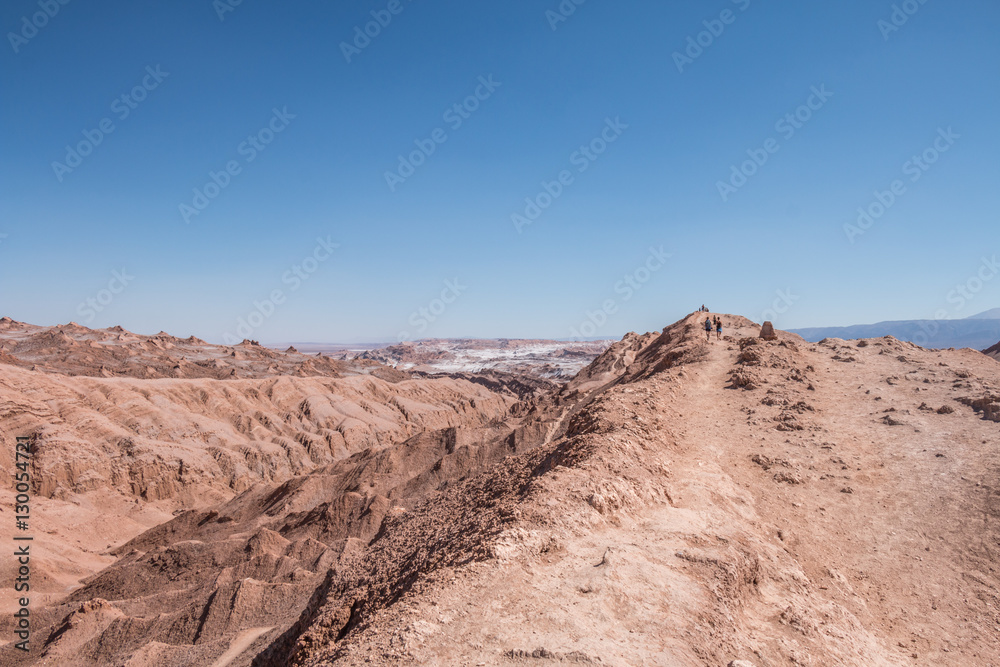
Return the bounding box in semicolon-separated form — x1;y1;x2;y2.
0;348;516;628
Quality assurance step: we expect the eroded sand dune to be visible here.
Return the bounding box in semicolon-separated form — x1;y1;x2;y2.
0;363;514;623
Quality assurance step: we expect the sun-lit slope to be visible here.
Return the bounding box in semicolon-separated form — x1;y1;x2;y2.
288;314;1000;666
0;383;544;666
4;313;999;666
0;360;515;630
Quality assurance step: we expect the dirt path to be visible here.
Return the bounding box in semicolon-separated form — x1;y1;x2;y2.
208;626;274;667
665;325;1000;664
668;326;749;507
541;406;568;446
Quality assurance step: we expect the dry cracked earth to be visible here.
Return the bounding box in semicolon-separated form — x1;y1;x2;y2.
1;314;998;666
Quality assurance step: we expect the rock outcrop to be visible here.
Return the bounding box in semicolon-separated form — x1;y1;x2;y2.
0;320;363;379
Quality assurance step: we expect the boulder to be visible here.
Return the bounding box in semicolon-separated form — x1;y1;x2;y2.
759;321;778;340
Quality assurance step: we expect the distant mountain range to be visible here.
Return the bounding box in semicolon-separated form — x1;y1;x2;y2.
967;307;1000;320
789;309;1000;352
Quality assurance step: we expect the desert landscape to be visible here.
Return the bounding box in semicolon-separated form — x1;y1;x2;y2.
5;3;997;665
1;312;998;665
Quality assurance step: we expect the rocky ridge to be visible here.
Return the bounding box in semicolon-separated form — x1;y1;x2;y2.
0;318;396;381
2;314;999;665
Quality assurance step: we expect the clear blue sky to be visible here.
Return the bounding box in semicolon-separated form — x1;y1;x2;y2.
1;0;998;343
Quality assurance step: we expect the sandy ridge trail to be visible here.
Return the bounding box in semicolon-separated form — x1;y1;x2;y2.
313;314;998;666
660;321;999;665
654;318;999;665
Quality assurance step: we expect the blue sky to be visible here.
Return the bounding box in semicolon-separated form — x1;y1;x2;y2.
1;0;998;343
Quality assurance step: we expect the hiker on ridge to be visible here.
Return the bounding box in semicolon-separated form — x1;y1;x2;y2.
704;316;712;342
716;317;723;340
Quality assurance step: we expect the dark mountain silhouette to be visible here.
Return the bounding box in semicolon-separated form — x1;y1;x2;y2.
790;308;1000;350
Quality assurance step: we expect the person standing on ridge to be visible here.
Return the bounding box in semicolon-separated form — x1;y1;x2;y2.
704;316;713;341
716;317;723;340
